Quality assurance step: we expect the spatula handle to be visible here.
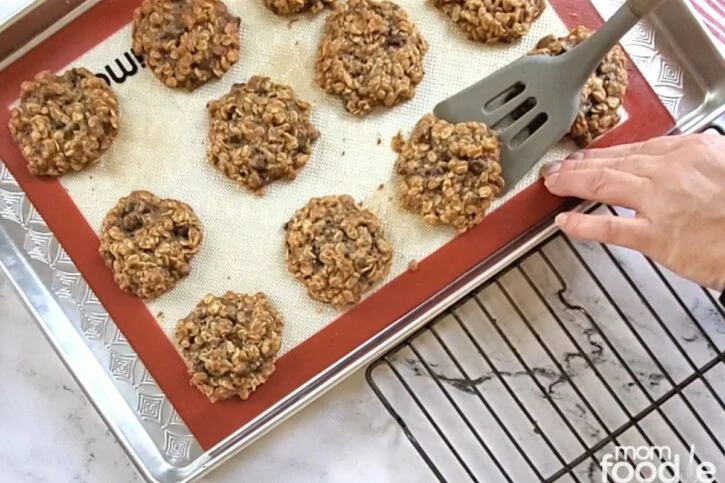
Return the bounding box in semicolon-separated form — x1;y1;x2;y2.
627;0;667;17
565;0;668;89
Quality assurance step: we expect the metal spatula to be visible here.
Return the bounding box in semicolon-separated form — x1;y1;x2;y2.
433;0;667;193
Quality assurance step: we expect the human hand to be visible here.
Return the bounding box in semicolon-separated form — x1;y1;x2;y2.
541;133;725;291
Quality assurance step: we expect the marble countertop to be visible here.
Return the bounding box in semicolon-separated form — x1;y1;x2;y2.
0;1;482;480
2;2;725;482
5;223;725;482
0;273;435;483
3;0;430;480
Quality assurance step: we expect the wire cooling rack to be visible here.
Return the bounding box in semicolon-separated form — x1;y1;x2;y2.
366;133;725;482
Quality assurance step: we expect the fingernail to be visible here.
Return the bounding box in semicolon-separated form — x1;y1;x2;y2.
566;151;584;160
544;173;558;188
541;162;561;178
554;213;568;226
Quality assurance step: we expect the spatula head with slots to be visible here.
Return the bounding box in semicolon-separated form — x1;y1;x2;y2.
434;54;582;194
433;0;666;194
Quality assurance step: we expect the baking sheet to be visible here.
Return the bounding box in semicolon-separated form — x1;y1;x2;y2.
0;0;689;478
57;0;576;352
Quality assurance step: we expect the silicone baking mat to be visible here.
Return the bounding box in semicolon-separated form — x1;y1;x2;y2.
0;0;673;450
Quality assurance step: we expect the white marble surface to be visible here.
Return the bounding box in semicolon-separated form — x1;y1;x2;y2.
0;272;436;483
4;215;725;482
3;0;426;480
2;1;725;482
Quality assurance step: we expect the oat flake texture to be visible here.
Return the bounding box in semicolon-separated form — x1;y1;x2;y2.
175;291;284;402
54;1;594;355
206;75;320;192
431;0;546;44
394;114;504;232
284;194;393;308
263;0;337;16
314;0;429;116
99;190;203;300
529;25;629;147
132;0;241;91
8;67;119;177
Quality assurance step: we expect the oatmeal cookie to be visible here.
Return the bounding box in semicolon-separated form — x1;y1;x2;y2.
132;0;241;91
207;75;320;192
263;0;336;15
99;190;203;299
431;0;546;44
8;67;119;177
284;194;393;308
175;291;284;402
393;113;504;232
530;26;628;146
314;0;428;116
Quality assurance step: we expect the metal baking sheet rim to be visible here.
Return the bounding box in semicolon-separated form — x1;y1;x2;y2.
1;2;725;482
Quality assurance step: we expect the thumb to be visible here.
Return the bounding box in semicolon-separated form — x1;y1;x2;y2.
555;212;651;251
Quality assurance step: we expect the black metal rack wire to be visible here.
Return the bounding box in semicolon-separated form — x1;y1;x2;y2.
366;201;725;483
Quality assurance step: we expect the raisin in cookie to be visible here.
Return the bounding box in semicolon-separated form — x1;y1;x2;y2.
431;0;546;44
314;0;428;116
284;194;393;308
175;291;284;402
8;67;119;177
132;0;241;91
99;190;203;299
530;26;628;146
263;0;336;15
393;113;504;232
207;75;320;192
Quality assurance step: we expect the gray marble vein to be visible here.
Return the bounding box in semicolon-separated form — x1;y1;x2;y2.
0;274;433;483
366;225;725;483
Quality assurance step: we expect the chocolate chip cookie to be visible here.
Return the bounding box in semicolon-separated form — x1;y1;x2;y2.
8;67;119;177
314;0;428;116
284;194;393;308
99;190;203;299
529;26;629;146
263;0;336;15
393;113;504;232
206;75;320;192
132;0;241;91
175;291;284;402
431;0;546;44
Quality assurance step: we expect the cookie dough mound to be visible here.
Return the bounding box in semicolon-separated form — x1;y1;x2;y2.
431;0;546;44
284;194;393;308
394;113;504;232
99;190;203;299
8;68;119;177
175;291;284;402
207;75;320;192
530;26;628;147
263;0;336;15
314;0;428;116
132;0;241;91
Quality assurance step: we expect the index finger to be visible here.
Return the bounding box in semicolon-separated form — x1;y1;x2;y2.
546;154;658;179
569;135;685;160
